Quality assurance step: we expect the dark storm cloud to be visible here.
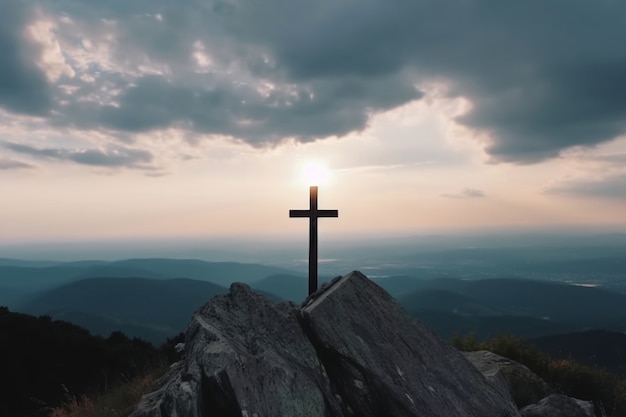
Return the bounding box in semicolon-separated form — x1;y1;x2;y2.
0;2;51;115
3;142;153;168
26;0;425;143
95;73;421;143
13;0;626;162
215;0;626;162
548;174;626;200
0;158;35;170
442;188;486;199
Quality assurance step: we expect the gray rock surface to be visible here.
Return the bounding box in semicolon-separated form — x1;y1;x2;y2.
520;394;595;417
302;272;520;417
464;350;551;407
131;271;521;417
131;282;342;417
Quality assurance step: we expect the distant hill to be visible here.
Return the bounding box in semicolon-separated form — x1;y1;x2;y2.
104;258;297;286
48;310;179;346
0;264;94;291
249;272;432;302
448;278;626;323
399;288;503;316
414;310;579;340
371;275;430;298
250;273;337;302
531;330;626;377
0;258;298;307
20;277;232;344
251;274;309;302
0;258;61;267
513;257;626;275
0;286;29;309
398;278;626;339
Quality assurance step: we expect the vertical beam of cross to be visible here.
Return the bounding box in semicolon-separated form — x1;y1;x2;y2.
289;186;338;295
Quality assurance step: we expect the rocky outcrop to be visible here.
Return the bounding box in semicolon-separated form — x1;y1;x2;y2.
131;271;520;417
131;283;340;417
464;350;551;407
301;272;519;417
520;394;594;417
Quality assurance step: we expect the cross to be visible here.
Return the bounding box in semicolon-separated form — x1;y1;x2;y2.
289;186;338;295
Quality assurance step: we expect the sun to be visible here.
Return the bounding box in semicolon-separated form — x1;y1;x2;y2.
302;162;330;186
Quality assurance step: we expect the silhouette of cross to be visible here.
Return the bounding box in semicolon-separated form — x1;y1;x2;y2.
290;186;338;295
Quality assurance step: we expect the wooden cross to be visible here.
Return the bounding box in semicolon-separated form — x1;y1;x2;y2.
289;186;338;295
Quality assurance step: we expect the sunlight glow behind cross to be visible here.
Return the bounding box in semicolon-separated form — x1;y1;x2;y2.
303;162;330;186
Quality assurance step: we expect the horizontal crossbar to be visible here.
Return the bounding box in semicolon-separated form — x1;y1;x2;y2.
289;209;339;218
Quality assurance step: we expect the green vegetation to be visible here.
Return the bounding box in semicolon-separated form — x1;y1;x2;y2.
48;366;166;417
0;307;167;417
532;330;626;377
453;333;626;416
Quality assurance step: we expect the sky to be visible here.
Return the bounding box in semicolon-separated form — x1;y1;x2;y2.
2;0;626;246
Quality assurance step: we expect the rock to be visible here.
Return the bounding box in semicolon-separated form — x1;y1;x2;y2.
464;350;551;407
520;394;595;417
131;282;342;417
301;272;520;417
131;271;520;417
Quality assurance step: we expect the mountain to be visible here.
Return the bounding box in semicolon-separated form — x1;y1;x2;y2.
247;273;430;303
370;275;431;298
0;258;61;267
250;273;336;302
104;258;296;286
414;310;579;339
48;310;180;346
0;286;30;309
250;274;309;301
448;279;626;323
0;264;93;291
398;278;626;339
21;277;231;344
15;266;626;343
0;258;299;307
399;288;503;316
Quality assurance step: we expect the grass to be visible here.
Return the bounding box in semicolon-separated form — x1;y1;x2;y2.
48;365;167;417
453;333;626;417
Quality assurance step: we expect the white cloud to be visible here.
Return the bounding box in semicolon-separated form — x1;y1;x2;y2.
27;15;75;82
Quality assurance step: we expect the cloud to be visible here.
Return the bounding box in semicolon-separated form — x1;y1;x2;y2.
194;0;626;161
442;188;486;199
0;2;52;115
3;142;154;169
547;174;626;200
66;69;422;145
590;153;626;166
0;157;35;170
337;161;433;174
5;0;626;162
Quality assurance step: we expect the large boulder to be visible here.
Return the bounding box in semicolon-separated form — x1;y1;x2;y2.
301;272;520;417
520;394;594;417
131;271;520;417
131;283;342;417
464;350;551;407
